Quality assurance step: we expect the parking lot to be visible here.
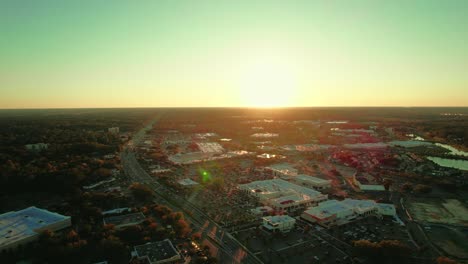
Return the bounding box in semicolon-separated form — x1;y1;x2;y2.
234;226;352;264
323;216;413;245
234;217;416;263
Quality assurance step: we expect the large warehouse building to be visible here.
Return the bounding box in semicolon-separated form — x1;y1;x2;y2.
290;174;332;190
239;179;328;214
301;199;396;228
0;207;71;251
262;215;296;233
263;163;298;177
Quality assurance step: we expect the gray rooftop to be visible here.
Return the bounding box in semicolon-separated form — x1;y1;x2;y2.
0;207;70;248
103;212;145;227
134;239;180;263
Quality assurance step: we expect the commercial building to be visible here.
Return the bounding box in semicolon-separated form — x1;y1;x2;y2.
177;178;199;187
169;150;253;165
301;199;386;228
251;206;274;216
108;127;120;135
83;178;116;190
353;176;386;191
168;152;213;164
196;142;224;153
193;132;217;139
161;134;191;146
0;207;71;251
290;174;332;190
239;179;328;214
262;215;296;233
102;208;131;216
251;133;279;138
131;239;182;264
264;163;298;177
25;143;49;152
376;203;397;217
103;213;146;229
257;153;285;159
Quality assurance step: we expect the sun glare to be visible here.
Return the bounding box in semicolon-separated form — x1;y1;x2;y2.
239;57;298;108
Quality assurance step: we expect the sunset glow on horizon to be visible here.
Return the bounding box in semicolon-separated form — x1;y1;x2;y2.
1;1;468;108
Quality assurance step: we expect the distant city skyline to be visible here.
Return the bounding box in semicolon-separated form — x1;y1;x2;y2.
1;0;468;108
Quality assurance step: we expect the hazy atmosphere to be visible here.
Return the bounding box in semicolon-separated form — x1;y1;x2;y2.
1;0;467;108
1;2;468;263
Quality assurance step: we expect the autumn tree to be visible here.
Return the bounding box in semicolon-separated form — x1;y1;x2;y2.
436;257;459;264
98;236;128;264
129;183;154;202
414;184;432;194
353;239;412;263
401;182;413;192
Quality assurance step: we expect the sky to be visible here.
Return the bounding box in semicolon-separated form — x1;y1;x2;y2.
1;0;467;108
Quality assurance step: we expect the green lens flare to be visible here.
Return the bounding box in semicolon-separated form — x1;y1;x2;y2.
201;170;211;182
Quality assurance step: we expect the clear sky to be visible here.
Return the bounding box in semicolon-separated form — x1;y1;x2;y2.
1;0;467;108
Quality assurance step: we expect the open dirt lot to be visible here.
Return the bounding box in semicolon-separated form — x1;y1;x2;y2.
426;225;468;260
408;199;468;226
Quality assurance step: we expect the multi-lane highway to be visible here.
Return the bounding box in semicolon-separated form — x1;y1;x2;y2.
122;122;263;264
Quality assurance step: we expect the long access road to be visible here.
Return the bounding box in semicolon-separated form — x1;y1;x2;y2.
122;121;263;264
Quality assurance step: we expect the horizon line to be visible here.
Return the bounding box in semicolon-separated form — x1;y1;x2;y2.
1;105;468;110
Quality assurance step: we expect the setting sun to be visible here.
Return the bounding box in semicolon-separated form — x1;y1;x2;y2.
238;56;298;108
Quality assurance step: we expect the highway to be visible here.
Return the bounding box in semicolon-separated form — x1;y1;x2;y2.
122;121;263;264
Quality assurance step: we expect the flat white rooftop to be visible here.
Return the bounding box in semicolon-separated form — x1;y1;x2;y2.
194;132;217;138
178;178;199;186
304;200;352;219
271;194;311;205
257;153;285;159
341;199;377;210
376;203;396;211
295;175;331;184
196;142;224;153
251;133;279;138
0;207;70;249
263;215;295;224
239;179;323;199
265;163;298;176
304;199;378;220
102;207;131;216
103;212;146;228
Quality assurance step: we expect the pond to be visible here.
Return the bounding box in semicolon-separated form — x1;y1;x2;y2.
390;140;468;170
427;156;468;171
389;140;431;148
434;143;468;157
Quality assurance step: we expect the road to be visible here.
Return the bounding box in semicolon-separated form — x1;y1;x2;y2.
122;121;263;264
390;192;441;257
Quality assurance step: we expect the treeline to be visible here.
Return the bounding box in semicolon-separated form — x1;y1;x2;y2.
0;110;152;207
